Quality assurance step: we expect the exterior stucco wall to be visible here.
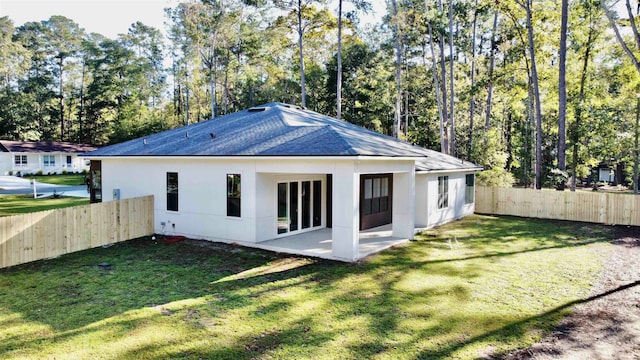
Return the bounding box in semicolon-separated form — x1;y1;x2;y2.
415;172;475;228
102;158;258;243
99;157;416;260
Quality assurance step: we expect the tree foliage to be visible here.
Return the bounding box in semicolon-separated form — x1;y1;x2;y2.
0;0;639;191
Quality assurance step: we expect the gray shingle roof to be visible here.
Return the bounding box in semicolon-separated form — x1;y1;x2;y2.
84;103;480;172
0;140;96;153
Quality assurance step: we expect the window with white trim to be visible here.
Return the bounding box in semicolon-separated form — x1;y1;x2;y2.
14;155;27;166
437;176;449;209
167;172;178;211
43;155;56;166
227;174;241;217
465;174;475;204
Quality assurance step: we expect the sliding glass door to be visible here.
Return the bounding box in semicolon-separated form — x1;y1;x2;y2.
277;179;322;236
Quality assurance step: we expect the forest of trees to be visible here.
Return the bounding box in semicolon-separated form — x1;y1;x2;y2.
1;0;639;191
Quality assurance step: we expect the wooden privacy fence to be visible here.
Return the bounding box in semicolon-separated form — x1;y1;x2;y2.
0;195;154;269
475;186;640;226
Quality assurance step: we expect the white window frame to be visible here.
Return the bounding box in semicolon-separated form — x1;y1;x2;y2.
275;176;324;238
465;174;475;204
14;155;27;167
43;155;56;167
227;174;242;218
437;176;449;210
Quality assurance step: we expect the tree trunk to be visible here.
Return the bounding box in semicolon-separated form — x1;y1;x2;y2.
635;97;639;194
209;49;216;119
468;0;478;156
601;0;640;74
185;72;190;125
571;26;594;191
601;0;640;194
485;11;498;133
448;0;456;155
59;57;65;141
224;50;230;114
391;0;402;138
337;0;343;120
79;60;86;143
506;111;513;171
405;88;409;134
527;81;535;188
425;0;446;153
557;0;568;190
298;0;307;108
437;0;449;153
524;0;543;189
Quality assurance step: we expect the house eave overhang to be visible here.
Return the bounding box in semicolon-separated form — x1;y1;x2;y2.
81;154;423;161
416;167;483;175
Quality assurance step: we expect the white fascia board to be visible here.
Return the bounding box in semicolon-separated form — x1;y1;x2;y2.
82;155;422;162
416;167;483;175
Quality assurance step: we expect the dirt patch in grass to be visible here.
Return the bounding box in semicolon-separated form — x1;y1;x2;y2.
501;226;640;360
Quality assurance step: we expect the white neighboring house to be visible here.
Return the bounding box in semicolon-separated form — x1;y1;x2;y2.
83;103;481;261
0;140;96;176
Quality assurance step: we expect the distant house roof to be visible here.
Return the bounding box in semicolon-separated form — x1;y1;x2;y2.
84;102;480;172
0;140;97;153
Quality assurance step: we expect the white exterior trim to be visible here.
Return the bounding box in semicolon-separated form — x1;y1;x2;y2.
416;167;483;175
85;155;424;162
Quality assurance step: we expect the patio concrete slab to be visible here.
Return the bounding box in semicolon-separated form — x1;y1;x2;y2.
252;224;408;261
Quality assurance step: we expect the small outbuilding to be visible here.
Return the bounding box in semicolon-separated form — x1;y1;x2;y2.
0;140;96;176
84;103;481;261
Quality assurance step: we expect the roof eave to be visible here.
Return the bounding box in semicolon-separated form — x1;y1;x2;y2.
81;154;424;161
416;167;483;174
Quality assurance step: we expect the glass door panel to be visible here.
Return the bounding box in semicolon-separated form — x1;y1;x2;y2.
289;182;298;231
360;174;393;230
302;181;311;229
277;179;322;236
313;180;321;227
277;183;288;234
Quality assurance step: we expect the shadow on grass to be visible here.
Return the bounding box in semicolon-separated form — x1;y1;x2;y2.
0;215;629;359
0;238;286;332
425;279;640;360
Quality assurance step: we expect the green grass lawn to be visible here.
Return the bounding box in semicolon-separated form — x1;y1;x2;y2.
25;174;86;186
0;215;613;359
0;195;89;216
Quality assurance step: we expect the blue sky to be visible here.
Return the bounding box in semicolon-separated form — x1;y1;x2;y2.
0;0;385;40
1;0;177;38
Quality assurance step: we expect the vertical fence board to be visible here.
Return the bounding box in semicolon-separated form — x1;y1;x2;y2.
0;196;154;269
476;187;640;227
0;217;6;268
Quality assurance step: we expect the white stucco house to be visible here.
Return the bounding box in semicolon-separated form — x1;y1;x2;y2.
83;103;481;261
0;140;96;176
